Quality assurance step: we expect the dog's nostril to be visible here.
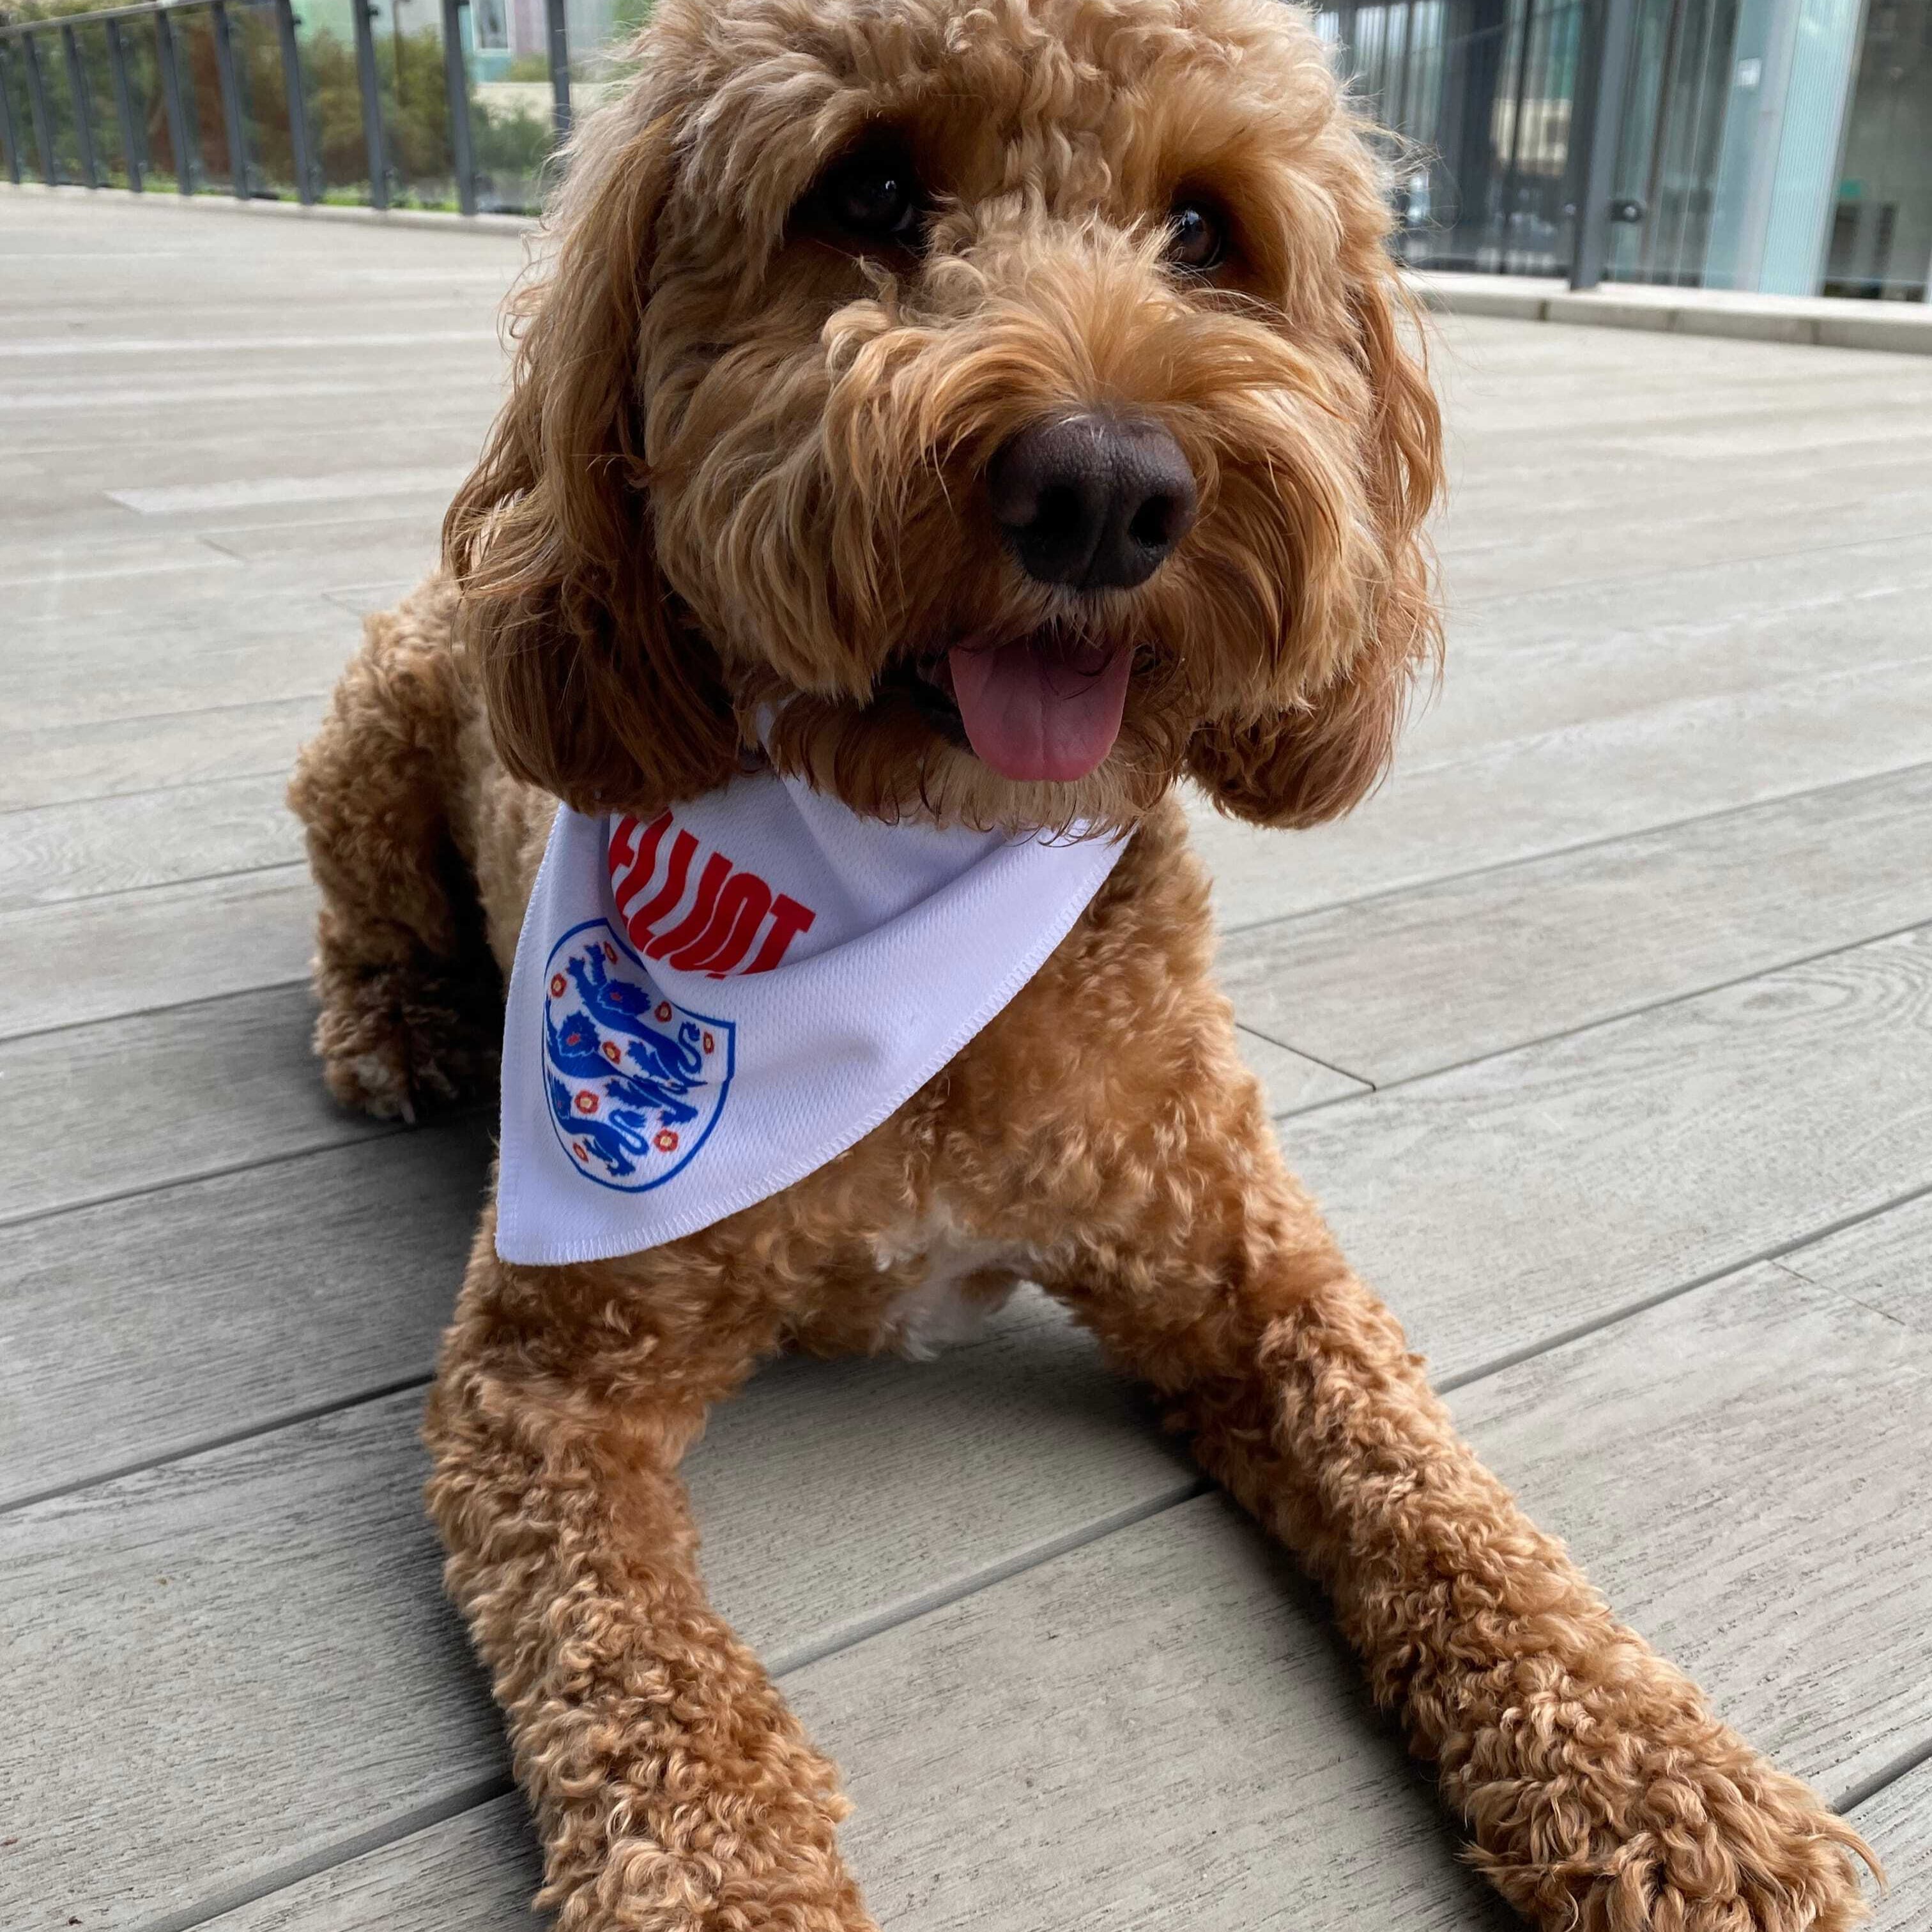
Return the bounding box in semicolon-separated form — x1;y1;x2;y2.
988;411;1197;594
1128;493;1182;552
1033;482;1089;548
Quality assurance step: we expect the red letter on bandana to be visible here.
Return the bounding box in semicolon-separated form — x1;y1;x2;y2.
609;811;672;905
742;893;816;974
666;871;772;974
622;827;696;951
647;851;732;962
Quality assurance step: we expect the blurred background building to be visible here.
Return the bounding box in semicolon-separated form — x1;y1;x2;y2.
0;0;1926;300
1328;0;1930;298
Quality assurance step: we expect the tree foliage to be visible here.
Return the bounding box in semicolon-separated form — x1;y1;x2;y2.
1;1;553;210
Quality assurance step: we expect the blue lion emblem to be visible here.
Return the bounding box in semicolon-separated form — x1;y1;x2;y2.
540;921;734;1191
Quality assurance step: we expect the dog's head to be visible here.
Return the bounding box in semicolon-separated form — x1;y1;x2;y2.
447;0;1442;837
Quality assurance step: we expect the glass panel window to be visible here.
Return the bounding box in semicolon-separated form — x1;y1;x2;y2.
289;0;374;204
1825;0;1932;298
229;0;304;198
166;7;233;194
465;0;560;211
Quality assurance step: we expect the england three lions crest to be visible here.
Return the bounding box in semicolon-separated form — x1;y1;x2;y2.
541;919;735;1192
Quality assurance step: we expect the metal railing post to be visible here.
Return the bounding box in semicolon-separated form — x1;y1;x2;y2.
350;0;387;210
209;0;249;197
153;9;193;194
0;43;21;187
105;18;144;190
1568;0;1639;289
61;22;101;188
272;0;315;203
440;0;475;214
21;29;56;185
544;0;569;142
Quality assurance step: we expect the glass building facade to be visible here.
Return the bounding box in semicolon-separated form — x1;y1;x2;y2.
1318;0;1932;298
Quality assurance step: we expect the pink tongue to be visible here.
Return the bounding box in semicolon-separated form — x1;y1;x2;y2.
947;636;1132;783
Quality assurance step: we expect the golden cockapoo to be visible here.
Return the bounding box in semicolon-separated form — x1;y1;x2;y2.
290;0;1876;1924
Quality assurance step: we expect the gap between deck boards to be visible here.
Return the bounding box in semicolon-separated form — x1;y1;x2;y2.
1257;910;1932;1116
1210;751;1932;937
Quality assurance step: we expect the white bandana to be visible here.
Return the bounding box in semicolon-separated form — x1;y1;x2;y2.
494;769;1126;1264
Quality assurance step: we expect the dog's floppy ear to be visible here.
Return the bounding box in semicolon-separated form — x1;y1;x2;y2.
443;112;737;815
1186;246;1443;830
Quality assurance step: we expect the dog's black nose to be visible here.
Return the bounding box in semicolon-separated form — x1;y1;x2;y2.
987;413;1197;592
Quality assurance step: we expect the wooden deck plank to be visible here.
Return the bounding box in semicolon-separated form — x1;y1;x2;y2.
0;701;323;813
0;617;363;731
793;1492;1508;1932
0;1392;505;1932
0;774;300;913
328;581;432;620
192;1798;542;1932
98;454;477;516
1436;477;1932;604
1442;412;1932;501
0;985;385;1228
1190;655;1932;930
1771;1188;1932;1335
1851;1760;1932;1930
1219;761;1932;1084
10;441;482;530
0;527;245;590
0;367;492;414
0;1123;492;1509
197;507;448;565
1448;1263;1932;1804
0;1293;1195;1932
1432;319;1932;433
0;546;429;618
6;537;442;632
1420;532;1932;759
35;385;489;441
694;1297;1197;1668
1234;1025;1367;1115
0;501;434;576
1438;434;1932;529
0;869;314;1040
1278;923;1932;1381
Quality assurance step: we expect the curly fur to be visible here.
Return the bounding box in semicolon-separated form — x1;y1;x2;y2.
290;0;1878;1924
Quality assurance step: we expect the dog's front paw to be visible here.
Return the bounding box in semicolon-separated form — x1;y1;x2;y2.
312;954;497;1123
1452;1678;1876;1930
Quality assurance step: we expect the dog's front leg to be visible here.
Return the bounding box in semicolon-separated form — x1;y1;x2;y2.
1048;1133;1875;1931
425;1225;875;1932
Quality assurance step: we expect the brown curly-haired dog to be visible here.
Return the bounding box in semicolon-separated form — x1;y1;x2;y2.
290;0;1878;1924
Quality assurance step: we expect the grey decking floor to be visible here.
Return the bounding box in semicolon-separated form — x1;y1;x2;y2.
3;190;1930;1932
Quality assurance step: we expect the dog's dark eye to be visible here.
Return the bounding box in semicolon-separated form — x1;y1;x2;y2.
820;145;926;246
1167;199;1227;274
